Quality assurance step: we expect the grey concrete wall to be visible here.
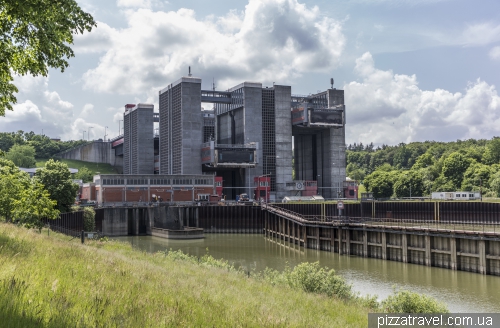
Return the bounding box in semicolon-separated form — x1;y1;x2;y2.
243;86;263;194
294;134;315;180
274;85;293;200
58;141;118;166
233;108;244;144
151;205;182;230
101;208;128;236
217;112;231;144
181;81;202;174
137;105;155;174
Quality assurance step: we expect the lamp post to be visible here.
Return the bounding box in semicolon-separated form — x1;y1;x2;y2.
83;130;86;140
88;126;93;141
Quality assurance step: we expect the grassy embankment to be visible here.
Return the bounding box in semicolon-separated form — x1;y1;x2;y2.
36;158;118;175
0;223;371;327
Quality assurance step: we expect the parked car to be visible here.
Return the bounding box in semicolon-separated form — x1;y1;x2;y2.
238;193;250;202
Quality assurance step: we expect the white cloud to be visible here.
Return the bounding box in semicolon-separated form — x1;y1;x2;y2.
82;0;346;94
462;23;500;46
489;46;500;61
0;75;108;140
81;104;95;117
73;22;117;54
345;52;500;145
116;0;159;9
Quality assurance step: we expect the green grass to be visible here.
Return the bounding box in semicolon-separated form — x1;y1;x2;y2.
36;158;118;175
0;223;371;327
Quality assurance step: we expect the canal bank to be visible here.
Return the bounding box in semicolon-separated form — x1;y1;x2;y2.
114;234;500;314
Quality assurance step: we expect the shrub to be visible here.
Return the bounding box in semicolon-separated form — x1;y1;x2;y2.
83;207;95;231
381;289;449;313
286;262;353;300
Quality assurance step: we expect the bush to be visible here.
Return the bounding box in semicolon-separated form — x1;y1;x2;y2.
286;262;353;300
381;289;449;313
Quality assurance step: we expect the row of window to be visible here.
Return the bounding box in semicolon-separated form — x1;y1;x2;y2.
456;194;475;198
101;178;213;186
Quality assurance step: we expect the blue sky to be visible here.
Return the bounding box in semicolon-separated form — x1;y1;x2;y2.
2;0;500;146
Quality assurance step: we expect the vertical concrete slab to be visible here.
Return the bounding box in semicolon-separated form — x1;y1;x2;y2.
316;227;320;250
345;229;350;255
479;239;486;274
331;228;335;253
402;233;408;263
338;228;343;255
363;230;368;257
425;235;432;266
450;237;457;270
381;231;387;260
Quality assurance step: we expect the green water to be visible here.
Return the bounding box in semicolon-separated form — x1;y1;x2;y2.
114;234;500;313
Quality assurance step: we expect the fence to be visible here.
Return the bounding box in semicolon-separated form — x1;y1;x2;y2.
43;211;84;237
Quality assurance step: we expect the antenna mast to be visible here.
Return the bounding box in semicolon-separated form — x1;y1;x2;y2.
330;78;334;89
188;66;192;77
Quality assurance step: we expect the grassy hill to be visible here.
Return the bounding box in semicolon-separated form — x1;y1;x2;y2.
0;223;370;327
36;158;119;175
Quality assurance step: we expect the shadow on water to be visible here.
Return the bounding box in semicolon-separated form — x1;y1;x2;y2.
114;234;500;313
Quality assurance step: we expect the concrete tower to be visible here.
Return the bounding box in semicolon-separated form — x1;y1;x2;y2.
159;77;202;174
123;103;155;174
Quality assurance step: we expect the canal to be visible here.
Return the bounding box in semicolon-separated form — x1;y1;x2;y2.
114;234;500;313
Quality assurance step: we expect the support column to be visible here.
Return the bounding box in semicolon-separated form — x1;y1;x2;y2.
425;235;431;267
479;239;486;275
316;227;320;250
331;228;335;253
345;228;350;255
450;237;457;270
179;207;184;229
381;231;387;260
338;228;343;255
363;230;368;257
402;233;408;263
303;226;307;248
195;207;199;228
134;209;139;235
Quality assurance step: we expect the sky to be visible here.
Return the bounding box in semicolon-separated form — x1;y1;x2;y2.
2;0;500;146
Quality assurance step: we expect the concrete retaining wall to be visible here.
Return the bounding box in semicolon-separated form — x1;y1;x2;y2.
58;141;121;169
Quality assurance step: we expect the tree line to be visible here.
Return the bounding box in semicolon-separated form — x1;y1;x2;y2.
346;138;500;198
0;131;89;164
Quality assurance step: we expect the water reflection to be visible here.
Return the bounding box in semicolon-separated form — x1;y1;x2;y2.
114;234;500;313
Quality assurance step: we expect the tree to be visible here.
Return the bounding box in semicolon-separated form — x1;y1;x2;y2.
442;152;471;190
393;170;424;198
74;167;94;183
364;170;397;199
0;133;14;152
13;179;58;230
0;159;30;222
35;159;79;212
4;144;36;167
0;1;96;115
461;162;491;191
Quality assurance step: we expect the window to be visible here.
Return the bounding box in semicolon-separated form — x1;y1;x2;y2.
456;194;460;198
